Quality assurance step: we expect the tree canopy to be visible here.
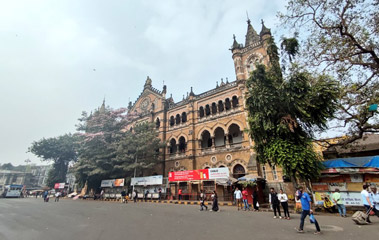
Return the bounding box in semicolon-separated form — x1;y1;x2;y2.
279;0;379;145
29;133;79;187
73;103;162;190
246;36;339;183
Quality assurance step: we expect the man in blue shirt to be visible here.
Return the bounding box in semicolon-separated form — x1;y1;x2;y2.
296;187;321;234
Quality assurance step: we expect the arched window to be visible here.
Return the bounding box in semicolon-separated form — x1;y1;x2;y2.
232;96;239;108
201;130;212;149
218;100;224;112
211;103;217;115
199;107;204;118
214;127;225;147
175;114;181;125
205;105;211;116
225;98;231;110
170;116;175;126
155;118;160;129
233;164;246;179
178;136;186;153
169;139;177;154
181;112;187;123
228;124;242;145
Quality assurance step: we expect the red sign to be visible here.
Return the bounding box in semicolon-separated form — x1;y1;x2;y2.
169;169;209;181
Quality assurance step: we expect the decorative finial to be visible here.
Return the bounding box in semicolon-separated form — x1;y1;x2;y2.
189;86;195;97
246;11;250;23
216;81;219;88
233;34;236;40
261;19;264;25
221;78;224;83
226;77;229;83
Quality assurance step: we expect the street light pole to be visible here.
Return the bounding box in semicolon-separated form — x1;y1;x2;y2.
132;148;138;195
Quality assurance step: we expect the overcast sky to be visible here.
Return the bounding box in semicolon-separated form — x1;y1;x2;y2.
0;0;287;166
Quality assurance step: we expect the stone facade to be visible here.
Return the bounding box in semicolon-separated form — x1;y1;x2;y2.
126;20;284;187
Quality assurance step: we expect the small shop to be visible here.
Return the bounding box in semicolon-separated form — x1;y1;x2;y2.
168;167;235;201
312;156;379;207
100;178;126;199
130;175;165;199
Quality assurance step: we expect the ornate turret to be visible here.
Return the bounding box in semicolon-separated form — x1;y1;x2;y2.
245;19;260;46
231;34;241;50
100;98;106;113
259;19;271;39
189;87;195;97
144;76;152;89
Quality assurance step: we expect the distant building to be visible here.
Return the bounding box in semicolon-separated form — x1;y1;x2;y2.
0;164;51;190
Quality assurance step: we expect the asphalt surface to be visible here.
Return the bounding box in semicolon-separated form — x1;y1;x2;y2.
0;198;378;240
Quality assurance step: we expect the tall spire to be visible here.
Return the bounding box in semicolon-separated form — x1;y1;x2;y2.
231;34;240;50
100;98;106;113
245;19;260;46
260;19;271;37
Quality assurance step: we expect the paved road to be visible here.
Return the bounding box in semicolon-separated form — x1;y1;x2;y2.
0;198;378;240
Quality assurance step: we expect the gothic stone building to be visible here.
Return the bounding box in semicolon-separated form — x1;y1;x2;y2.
126;20;284;198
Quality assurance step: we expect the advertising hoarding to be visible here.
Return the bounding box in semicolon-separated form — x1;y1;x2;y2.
131;175;163;186
168;168;229;182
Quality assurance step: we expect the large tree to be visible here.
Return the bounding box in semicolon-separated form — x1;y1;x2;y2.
246;36;339;184
73;103;128;189
279;0;379;145
113;122;163;182
29;133;79;187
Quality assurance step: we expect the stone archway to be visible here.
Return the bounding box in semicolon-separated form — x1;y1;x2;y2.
232;164;246;179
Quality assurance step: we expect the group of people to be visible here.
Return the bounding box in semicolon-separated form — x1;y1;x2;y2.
41;190;62;202
269;188;291;219
199;190;219;212
234;187;259;211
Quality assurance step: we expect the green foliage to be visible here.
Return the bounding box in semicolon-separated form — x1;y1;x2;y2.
29;133;79;186
279;0;379;144
246;36;339;182
73;104;163;190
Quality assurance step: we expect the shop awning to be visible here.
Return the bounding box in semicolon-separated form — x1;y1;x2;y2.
363;156;379;168
237;174;261;182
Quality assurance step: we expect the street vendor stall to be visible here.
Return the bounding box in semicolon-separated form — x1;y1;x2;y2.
312;156;379;207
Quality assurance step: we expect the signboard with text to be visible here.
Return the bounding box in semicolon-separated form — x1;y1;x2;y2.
101;179;115;188
313;192;363;206
131;175;163;186
168;168;229;182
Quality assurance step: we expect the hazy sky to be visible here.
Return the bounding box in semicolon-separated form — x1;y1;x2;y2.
0;0;286;166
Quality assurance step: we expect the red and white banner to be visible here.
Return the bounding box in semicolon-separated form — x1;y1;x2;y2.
168;168;229;182
54;183;65;189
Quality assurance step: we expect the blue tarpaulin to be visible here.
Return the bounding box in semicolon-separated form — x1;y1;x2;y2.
323;156;379;168
363;156;379;168
323;159;358;168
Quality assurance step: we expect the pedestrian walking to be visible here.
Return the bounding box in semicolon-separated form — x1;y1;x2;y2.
210;191;219;212
144;190;149;202
252;189;259;211
269;188;281;219
361;184;374;223
199;190;208;211
296;186;321;234
178;188;182;201
234;188;242;210
278;189;290;219
121;189;127;203
370;186;379;217
55;191;61;202
158;188;162;202
133;190;137;203
332;189;346;217
43;190;48;202
242;188;250;211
